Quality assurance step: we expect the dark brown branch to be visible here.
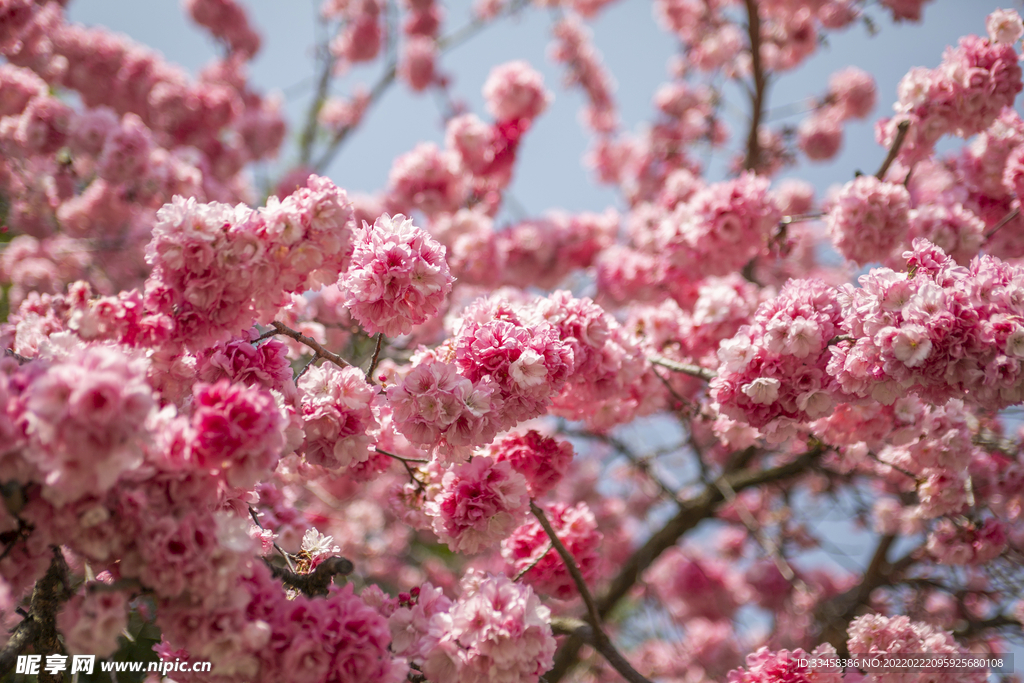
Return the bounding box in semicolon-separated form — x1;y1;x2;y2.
742;0;767;172
0;548;74;682
264;555;354;597
367;332;385;382
815;534;900;653
546;445;826;682
648;356;717;381
953;614;1023;639
3;348;32;365
875;119;910;180
270;321;351;368
531;502;602;628
0;618;38;678
533;501;653;683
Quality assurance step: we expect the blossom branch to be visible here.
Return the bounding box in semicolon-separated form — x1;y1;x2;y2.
648;355;717;381
875;118;910;180
249;506;297;572
298;36;336;167
742;0;767;172
546;445;827;682
530;501;602;626
269;321;351;367
264;555;355;598
313;0;529;173
531;503;653;683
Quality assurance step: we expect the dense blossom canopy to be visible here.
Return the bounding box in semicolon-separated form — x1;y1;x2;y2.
1;0;1024;682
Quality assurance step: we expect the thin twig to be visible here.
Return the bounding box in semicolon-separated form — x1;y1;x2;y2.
742;0;767;172
530;502;653;683
313;0;530;172
867;452;919;481
270;321;351;368
367;332;385;382
377;447;429;492
875;119;910;180
298;41;335;167
715;476;803;588
827;334;854;346
530;502;600;625
513;542;554;582
249;506;297;572
985;206;1020;240
648;356;717;381
546;445;827;682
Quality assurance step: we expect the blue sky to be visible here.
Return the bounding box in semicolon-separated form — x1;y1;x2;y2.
67;0;1006;215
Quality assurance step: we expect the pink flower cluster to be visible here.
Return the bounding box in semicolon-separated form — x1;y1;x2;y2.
712;278;845;438
501;501;602;599
846;614;984;683
926;518;1007;565
825;175;911;265
388;143;469;217
297;364;379;470
160;562;406;683
727;645;841;683
877;14;1023;164
145;175;354;351
550;17;617;134
829;239;1024;411
189;380;285;490
386;360;504;457
666;173;781;277
185;0;261;57
496;211;617;289
453;297;575;430
426;456;529;554
483;60;551;124
340;213;454;337
488;430;574;498
900;203;985;267
534;291;656;430
57;585;128;658
15;345;154;506
798;67;876;162
196;333;294;396
875;399;977;518
648;548;748;623
418;572;556;683
327;0;383;66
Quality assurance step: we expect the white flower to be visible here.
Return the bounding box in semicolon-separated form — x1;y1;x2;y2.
742;377;780;405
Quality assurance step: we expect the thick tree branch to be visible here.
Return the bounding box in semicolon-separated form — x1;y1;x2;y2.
0;618;38;678
0;548;72;681
546;445;826;682
264;556;354;597
813;534;927;653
